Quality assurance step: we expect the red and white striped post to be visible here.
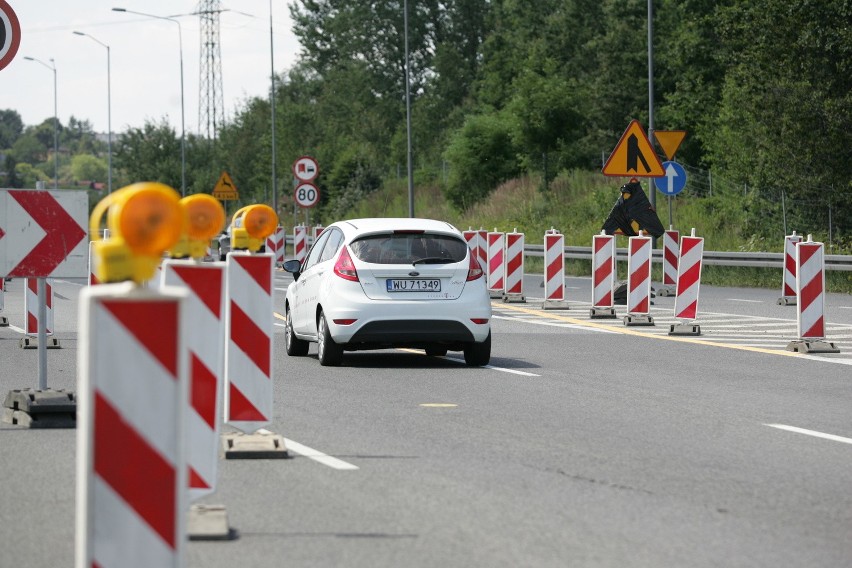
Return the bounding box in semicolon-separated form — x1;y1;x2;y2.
787;236;839;353
293;225;308;263
462;228;481;261
21;277;60;348
658;228;680;297
503;229;526;303
161;260;226;501
313;224;325;246
778;231;802;305
624;232;654;326
669;229;703;336
486;229;505;299
76;283;189;568
543;229;570;309
224;252;274;434
266;226;284;267
475;228;488;269
591;231;616;318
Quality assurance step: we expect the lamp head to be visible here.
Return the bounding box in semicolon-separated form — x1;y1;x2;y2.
73;31;85;36
112;8;127;12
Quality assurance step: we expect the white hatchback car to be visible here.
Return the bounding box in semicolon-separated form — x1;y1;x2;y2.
282;218;492;366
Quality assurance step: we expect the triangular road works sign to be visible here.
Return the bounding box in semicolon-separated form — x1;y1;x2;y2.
602;120;665;177
212;171;239;200
654;130;687;161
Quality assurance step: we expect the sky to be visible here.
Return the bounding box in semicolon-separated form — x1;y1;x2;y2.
0;1;301;135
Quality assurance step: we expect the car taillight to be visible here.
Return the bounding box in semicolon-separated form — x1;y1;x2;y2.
334;246;359;281
333;319;357;325
466;253;483;281
470;318;489;324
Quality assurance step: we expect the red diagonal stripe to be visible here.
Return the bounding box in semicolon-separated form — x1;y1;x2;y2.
633;297;649;313
677;262;701;292
94;392;176;548
594;238;609;254
680;237;701;256
189;466;210;490
230;300;270;376
102;300;179;376
594;262;612;283
798;244;820;267
506;254;522;274
172;265;223;318
799;270;823;311
630;261;649;292
229;382;267;422
676;300;698;320
803;316;825;338
234;256;271;294
191;353;218;429
9;190;86;277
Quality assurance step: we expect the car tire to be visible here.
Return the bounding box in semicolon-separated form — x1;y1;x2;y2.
463;331;491;366
425;345;448;357
317;312;343;366
285;307;309;356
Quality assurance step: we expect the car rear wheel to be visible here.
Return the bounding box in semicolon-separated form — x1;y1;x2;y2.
463;331;491;366
285;307;309;356
317;312;343;366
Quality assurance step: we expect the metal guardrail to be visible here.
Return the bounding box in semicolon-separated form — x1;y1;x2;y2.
523;245;852;272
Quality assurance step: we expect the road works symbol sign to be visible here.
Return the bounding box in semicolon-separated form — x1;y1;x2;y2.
212;171;239;201
602;120;665;177
0;189;88;278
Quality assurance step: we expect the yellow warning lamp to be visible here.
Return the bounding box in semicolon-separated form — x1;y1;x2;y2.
169;194;226;259
89;182;184;283
230;204;278;253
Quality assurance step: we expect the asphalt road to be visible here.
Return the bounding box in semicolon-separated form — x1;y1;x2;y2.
1;271;851;568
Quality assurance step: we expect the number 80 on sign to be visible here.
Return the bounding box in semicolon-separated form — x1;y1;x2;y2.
294;182;320;208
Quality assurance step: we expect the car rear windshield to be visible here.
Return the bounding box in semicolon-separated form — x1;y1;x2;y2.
349;233;468;265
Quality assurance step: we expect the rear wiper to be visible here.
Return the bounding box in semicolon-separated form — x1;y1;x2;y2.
412;257;456;265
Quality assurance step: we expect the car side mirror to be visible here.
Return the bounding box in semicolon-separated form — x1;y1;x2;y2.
283;259;302;281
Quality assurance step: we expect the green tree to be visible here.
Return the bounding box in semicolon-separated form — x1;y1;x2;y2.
114;119;182;189
70;154;107;184
0;109;24;150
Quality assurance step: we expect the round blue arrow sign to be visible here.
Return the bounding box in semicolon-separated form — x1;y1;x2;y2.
654;161;687;196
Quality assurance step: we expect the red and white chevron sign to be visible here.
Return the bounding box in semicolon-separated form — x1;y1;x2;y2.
0;189;88;278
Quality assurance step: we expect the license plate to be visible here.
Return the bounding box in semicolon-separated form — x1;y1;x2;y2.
386;279;441;292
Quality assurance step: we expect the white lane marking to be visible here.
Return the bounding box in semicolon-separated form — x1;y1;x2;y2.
727;299;763;303
263;434;359;470
766;424;852;445
274;323;286;328
6;325;25;334
275;287;289;291
441;355;541;376
492;315;619;334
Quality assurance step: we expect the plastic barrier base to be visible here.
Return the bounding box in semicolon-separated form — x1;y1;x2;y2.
0;316;8;327
777;296;797;306
669;323;701;336
488;290;504;299
624;314;655;326
188;504;238;541
2;388;77;428
657;286;676;297
222;431;289;459
502;294;526;304
590;307;617;319
543;300;571;310
786;340;840;354
19;337;61;349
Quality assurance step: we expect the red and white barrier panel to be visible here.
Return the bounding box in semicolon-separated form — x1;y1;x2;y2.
669;229;703;336
590;232;616;318
76;283;189;568
293;225;308;263
266;226;285;266
624;232;654;326
486;230;505;298
162;259;226;501
24;277;54;336
503;229;525;302
658;228;680;297
778;231;802;305
787;237;839;353
543;229;569;309
313;224;325;246
475;229;488;269
224;252;274;433
462;228;481;262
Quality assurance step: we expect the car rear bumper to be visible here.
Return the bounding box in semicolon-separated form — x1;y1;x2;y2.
347;319;476;344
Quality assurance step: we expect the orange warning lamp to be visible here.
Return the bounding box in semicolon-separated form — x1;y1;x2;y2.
230;204;278;252
169;194;226;259
89;182;184;283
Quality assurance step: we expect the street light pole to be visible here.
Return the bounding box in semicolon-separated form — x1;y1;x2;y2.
269;0;277;217
403;0;414;218
112;7;186;197
73;31;113;194
23;56;59;188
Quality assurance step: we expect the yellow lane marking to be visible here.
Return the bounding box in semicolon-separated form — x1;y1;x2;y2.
493;302;802;358
273;311;285;321
420;403;458;408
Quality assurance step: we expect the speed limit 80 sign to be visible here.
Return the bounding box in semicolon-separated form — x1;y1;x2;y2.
294;182;320;208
